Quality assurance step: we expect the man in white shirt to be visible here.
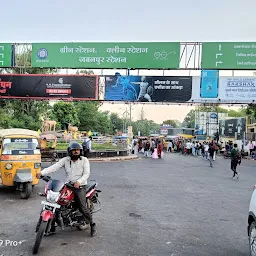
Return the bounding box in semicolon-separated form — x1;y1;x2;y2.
36;142;97;237
204;143;209;159
185;141;192;155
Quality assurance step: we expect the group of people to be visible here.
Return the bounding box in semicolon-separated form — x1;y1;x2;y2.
166;139;242;179
167;140;219;157
131;137;164;159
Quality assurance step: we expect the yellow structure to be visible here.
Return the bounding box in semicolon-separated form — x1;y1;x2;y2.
0;128;41;199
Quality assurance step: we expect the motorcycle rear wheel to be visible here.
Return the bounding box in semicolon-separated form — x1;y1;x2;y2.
33;220;48;254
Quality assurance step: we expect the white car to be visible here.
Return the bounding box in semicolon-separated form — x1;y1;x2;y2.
248;185;256;255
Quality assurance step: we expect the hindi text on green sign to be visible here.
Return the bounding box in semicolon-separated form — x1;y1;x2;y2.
32;42;180;69
0;44;12;67
202;42;256;69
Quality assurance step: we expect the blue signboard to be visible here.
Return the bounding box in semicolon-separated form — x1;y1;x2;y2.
200;70;219;98
210;113;217;119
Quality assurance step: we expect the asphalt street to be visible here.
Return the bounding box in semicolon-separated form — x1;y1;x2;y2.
0;153;255;256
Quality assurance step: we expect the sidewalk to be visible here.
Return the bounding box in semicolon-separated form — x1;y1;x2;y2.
89;154;139;162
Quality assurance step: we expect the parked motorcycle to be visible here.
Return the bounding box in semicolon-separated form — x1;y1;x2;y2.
32;175;101;254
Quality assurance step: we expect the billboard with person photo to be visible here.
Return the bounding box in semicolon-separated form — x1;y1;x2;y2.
104;75;192;102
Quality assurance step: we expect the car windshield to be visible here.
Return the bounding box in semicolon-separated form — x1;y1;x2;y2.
2;138;40;155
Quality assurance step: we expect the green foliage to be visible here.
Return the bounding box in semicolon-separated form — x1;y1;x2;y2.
246;105;256;121
52;102;80;129
56;141;121;150
182;109;196;128
94;111;113;134
162;119;181;128
0;99;51;130
132;119;160;136
110;113;123;132
0;107;12;128
74;102;101;131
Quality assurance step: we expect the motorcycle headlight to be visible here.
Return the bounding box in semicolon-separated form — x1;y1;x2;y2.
34;163;41;169
47;190;60;202
5;163;13;170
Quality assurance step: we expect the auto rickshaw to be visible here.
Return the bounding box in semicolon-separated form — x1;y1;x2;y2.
40;133;58;163
0;128;41;199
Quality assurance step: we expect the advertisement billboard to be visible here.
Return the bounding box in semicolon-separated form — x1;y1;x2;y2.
200;70;219;98
104;75;192;102
195;112;228;136
190;76;256;103
32;42;180;69
218;77;256;103
0;74;98;100
219;117;246;140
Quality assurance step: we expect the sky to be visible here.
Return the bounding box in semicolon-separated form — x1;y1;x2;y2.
1;0;256;123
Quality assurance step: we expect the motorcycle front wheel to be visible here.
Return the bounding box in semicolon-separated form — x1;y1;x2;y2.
33;220;48;254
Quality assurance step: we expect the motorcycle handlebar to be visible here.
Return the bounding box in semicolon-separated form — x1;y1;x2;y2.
39;175;51;182
39;176;99;190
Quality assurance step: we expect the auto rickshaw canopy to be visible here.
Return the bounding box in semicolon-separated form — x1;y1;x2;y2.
0;128;40;139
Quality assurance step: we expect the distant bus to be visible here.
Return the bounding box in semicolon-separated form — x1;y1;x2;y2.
166;128;195;139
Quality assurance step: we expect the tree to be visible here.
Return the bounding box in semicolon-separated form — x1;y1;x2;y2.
0;106;12;128
227;108;247;117
162;119;181;128
110;113;123;133
182;109;196;128
132;119;160;136
52;102;80;130
0;99;52;130
74;101;101;131
94;111;113;134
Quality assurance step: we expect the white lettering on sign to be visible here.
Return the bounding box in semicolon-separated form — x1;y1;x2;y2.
78;56;104;65
106;46;126;54
127;46;148;54
106;56;127;63
153;80;183;90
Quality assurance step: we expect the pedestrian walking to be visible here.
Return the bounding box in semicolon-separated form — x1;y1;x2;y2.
230;143;242;179
204;142;209;160
208;143;215;167
144;140;151;157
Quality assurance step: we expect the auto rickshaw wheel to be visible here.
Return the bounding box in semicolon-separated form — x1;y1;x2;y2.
20;182;32;199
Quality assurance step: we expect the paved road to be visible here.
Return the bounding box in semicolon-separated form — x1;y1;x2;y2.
0;153;255;256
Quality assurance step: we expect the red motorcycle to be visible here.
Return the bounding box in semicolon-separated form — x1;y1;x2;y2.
32;175;101;254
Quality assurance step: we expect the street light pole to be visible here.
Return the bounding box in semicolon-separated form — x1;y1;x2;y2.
129;102;132;125
216;105;219;143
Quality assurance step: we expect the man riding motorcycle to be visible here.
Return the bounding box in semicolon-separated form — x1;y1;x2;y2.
36;142;97;237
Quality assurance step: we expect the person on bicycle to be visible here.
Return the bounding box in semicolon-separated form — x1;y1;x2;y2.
36;142;97;236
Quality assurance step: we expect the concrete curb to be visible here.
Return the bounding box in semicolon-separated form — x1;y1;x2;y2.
89;155;139;162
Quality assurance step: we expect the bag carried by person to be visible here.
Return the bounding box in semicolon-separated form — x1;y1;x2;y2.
82;140;89;150
236;151;242;161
